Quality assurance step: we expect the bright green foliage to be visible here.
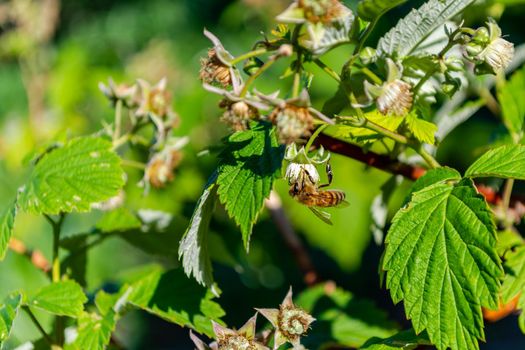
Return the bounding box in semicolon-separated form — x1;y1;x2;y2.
465;144;525;179
125;267;225;337
360;330;430;350
178;179;217;287
496;230;524;256
18;137;125;215
409;167;461;194
383;178;502;350
0;203;16;261
502;246;525;302
296;284;399;348
217;122;284;249
28;281;87;317
357;0;407;21
95;207;141;233
405;113;437;145
66;311;117;350
0;293;22;343
376;0;475;57
500;246;525;333
498;66;525;135
335;112;405;142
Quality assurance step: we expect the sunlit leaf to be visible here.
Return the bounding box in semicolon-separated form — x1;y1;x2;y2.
125;267;225;337
0;293;22;343
405;113;437;145
95;207;141;233
28;281;87;317
465;144;525;179
384;178;502;350
0;202;16;261
179;178;217;287
66;311;117;350
18;137;125;215
497;66;525;135
217;122;284;249
376;0;475;58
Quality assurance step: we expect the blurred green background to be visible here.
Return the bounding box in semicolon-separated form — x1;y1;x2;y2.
1;0;525;348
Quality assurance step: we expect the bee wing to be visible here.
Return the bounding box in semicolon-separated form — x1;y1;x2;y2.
309;207;333;225
335;199;350;208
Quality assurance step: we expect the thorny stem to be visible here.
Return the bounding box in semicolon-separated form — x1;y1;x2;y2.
229;47;268;65
240;58;277;98
314;59;341;83
23;306;54;345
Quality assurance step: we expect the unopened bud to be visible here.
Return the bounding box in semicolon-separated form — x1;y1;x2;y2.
278;44;294;57
359;47;377;65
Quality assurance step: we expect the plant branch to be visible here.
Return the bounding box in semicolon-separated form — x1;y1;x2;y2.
23;306;54;345
313;59;341;83
229;48;268;65
265;191;319;286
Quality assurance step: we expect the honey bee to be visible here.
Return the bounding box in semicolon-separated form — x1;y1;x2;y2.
289;163;348;225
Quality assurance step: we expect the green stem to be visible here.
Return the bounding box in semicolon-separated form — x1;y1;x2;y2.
305;124;328;151
292;52;303;98
361;67;382;85
415;145;440;169
502;178;515;228
113;100;123;142
23;306;54;345
229;48;268;65
313;59;341;83
339;116;409;144
478;87;501;117
121;159;147;169
354;18;379;55
240;58;277;98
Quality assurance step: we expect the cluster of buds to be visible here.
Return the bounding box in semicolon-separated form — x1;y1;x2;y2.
190;288;315;350
265;90;315;145
276;0;355;55
364;59;413;116
464;19;514;73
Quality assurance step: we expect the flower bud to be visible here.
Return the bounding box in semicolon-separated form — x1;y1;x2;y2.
465;42;484;57
269;105;314;144
473;27;490;44
99;79;139;108
219;100;258;131
376;80;413;116
359;47;377;65
200;48;232;87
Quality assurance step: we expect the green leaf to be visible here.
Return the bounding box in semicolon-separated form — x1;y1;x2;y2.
360;329;430;350
497;230;524;256
501;246;525;304
409;167;461;195
0;202;17;261
302;13;355;55
376;0;475;58
465;144;525;179
217;122;284;249
296;283;399;348
357;0;407;21
497;65;525;135
405;113;437;145
66;311;117;350
0;293;22;343
18;137;125;215
179;178;217;287
125;267;225;337
28;281;87;317
95;207;142;233
335;111;405;142
383;178;502;350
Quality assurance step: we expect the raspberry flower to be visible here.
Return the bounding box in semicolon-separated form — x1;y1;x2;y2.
256;288;315;349
364;59;413;116
284;143;330;186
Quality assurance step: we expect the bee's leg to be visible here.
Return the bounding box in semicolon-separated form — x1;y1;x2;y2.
319;162;333;188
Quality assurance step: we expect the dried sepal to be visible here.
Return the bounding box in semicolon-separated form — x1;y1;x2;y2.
135;78;177;120
200;29;241;89
143;137;188;190
99;78;140;108
211;315;269;350
257;288;315;349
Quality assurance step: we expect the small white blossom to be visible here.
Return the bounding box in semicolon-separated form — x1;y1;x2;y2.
479;37;514;71
285;163;320;185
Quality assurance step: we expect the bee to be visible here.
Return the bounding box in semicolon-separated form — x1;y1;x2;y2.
289;163;348;225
